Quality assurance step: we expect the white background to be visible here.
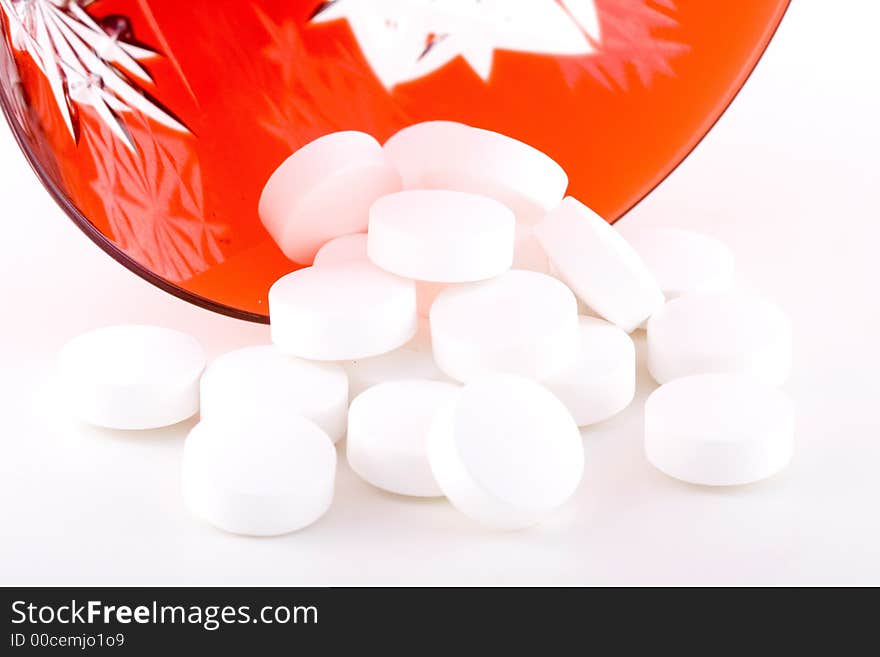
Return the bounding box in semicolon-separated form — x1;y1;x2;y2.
1;2;878;586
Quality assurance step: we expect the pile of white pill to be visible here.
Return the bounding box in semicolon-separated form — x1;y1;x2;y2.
57;123;795;536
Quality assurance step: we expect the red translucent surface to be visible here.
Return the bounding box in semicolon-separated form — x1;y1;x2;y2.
0;1;788;322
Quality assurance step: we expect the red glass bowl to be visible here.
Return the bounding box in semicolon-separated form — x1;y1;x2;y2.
0;1;788;323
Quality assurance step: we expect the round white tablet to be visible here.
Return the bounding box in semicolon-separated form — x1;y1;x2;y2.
647;291;792;387
348;380;460;497
534;197;665;332
427;374;584;529
368;190;515;282
183;417;336;536
345;325;446;399
645;373;795;486
269;261;417;361
259;131;401;264
384;121;567;222
313;233;368;267
57;325;205;430
200;346;349;443
617;227;735;300
543;316;636;426
383;121;474;189
430;270;580;382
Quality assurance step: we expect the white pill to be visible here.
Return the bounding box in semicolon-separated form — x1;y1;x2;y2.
368;190;515;282
183;417;336;536
57;325;205;430
345;324;446;398
270;262;417;361
647;291;792;387
313;233;368;267
645;373;795;486
430;270;580;382
427;374;584;529
543;316;636;426
535;197;665;332
348;380;460;497
383;121;474;189
200;346;349;443
259;131;401;264
617;227;735;300
384;122;567;222
311;234;439;330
